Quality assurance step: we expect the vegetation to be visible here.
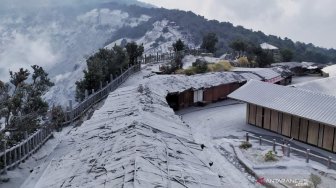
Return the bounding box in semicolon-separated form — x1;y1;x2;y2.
309;174;321;188
51;105;65;131
264;151;277;161
0;65;54;144
160;53;184;74
75;43;143;101
239;141;252;150
108;3;336;63
237;57;250;67
208;60;232;72
201;32;218;53
179;59;232;75
280;48;294;62
173;39;185;52
126;42;144;65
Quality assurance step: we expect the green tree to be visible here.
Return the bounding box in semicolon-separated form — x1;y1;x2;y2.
2;66;53;134
229;40;249;57
172;39;185;52
75;45;131;102
201;32;218;53
126;42;144;65
253;47;274;67
280;48;294;62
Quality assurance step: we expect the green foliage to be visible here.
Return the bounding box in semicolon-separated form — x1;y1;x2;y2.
126;42;144;65
239;141;252;150
107;4;336;62
160;53;184;74
75;45;130;102
281;48;294;62
253;47;274;67
51;105;65;131
309;174;321;188
201;32;218;53
192;59;209;73
264;151;277;161
238;57;250;67
1;66;53;136
173;39;185;52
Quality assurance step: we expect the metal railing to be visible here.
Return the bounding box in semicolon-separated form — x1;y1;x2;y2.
246;133;336;169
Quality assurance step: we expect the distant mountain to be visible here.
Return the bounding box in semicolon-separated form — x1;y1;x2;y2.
106;4;336;63
1;0;335;106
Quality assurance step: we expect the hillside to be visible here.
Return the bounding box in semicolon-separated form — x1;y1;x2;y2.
1;0;336;106
106;3;336;63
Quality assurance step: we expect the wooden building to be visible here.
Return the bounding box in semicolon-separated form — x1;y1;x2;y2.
229;80;336;152
232;68;286;85
166;82;241;111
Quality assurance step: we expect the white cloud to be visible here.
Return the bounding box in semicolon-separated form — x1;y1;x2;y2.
0;33;59;81
140;0;336;49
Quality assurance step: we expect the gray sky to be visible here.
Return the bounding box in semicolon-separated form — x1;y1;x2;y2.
139;0;336;49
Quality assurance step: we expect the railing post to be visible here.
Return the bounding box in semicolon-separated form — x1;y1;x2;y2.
8;149;11;169
259;136;262;145
306;149;310;163
18;143;21;163
69;100;73;122
25;131;29;157
273;139;276;152
85;89;88;99
287;144;291;157
100;81;103;90
2;140;7;174
13;146;17;167
92;89;95;95
157;52;159;62
110;74;113;82
246;133;249;142
328;156;332;169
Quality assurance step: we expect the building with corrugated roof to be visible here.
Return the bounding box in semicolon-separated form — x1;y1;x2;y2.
229;80;336;152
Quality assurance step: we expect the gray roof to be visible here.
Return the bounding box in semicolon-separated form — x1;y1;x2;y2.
260;42;278;50
238;72;263;81
293;77;336;97
232;68;281;80
228;80;336;126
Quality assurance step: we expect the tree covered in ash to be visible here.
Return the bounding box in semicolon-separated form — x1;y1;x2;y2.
75;43;143;102
0;65;54;143
172;39;185;52
201;32;218;53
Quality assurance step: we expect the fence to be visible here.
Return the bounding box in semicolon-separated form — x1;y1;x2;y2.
0;51;178;174
0;48;206;173
0;126;53;174
246;133;336;169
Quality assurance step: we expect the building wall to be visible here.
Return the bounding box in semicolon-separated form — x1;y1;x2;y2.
246;103;336;152
167;82;241;111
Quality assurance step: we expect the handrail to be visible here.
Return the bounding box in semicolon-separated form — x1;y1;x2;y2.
0;49;201;173
246;133;336;169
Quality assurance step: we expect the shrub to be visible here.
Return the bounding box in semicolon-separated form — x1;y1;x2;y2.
309;174;321;188
239;141;252;150
264;151;277;161
184;68;196;75
192;59;208;73
208;60;232;72
238;57;250;67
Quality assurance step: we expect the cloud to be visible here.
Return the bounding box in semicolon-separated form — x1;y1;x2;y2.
0;32;59;81
139;0;336;48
